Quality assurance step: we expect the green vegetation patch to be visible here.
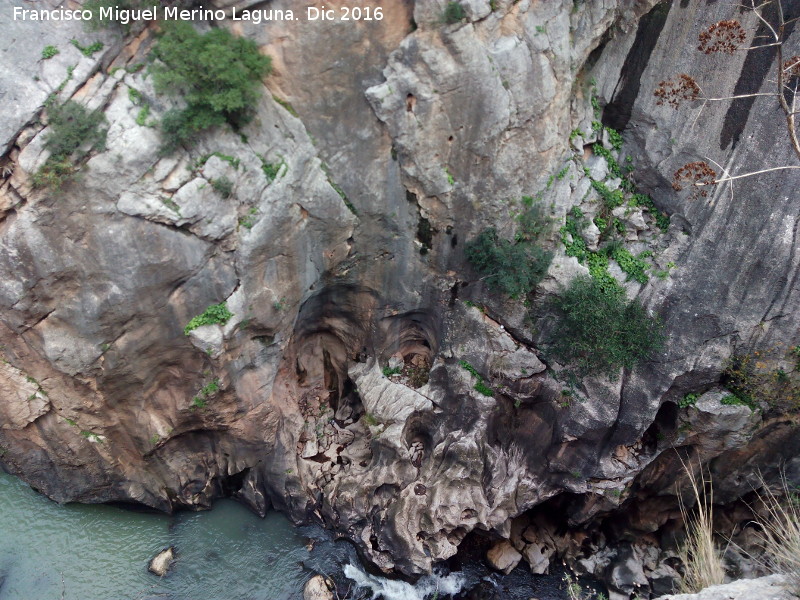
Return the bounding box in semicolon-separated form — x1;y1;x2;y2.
151;22;272;153
191;378;220;410
459;360;494;397
679;393;699;408
42;45;59;60
465;228;552;298
70;39;104;57
184;302;233;335
33;100;107;189
722;348;800;413
192;152;241;172
211;176;234;198
259;155;285;181
549;274;664;378
443;2;466;24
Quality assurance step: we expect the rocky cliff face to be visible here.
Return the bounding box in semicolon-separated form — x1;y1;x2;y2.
1;0;799;597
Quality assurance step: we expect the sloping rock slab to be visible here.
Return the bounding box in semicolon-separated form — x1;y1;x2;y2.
656;575;797;600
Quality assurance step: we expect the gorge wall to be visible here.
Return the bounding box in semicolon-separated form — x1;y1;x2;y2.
0;0;799;597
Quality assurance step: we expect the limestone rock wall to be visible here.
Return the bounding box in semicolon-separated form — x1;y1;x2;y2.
0;0;799;595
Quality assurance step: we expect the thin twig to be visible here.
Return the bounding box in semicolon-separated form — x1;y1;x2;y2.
702;92;777;101
697;165;800;185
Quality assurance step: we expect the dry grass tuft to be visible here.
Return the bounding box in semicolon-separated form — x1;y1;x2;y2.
755;474;800;592
676;460;727;593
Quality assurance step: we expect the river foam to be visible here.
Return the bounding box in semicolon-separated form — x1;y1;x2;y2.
343;562;466;600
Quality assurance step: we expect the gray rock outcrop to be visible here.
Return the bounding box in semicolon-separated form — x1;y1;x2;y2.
1;0;799;595
656;575;798;600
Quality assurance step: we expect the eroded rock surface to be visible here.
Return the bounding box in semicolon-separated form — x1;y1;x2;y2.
1;1;800;596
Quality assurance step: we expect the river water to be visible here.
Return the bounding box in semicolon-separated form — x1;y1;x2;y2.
0;470;577;600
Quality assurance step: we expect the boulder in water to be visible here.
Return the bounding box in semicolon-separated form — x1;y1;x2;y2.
303;574;334;600
148;546;175;577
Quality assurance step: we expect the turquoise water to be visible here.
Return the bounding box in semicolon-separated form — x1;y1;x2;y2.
0;471;350;600
0;470;576;600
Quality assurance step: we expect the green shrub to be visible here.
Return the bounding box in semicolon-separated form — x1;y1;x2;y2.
443;2;466;24
150;22;272;152
33;100;107;189
43;100;107;159
607;245;650;284
260;156;284;181
465;228;552;298
722;349;800;412
31;157;76;190
184;302;233;335
515;202;551;242
549;275;664;377
211;176;234;198
42;45;59;60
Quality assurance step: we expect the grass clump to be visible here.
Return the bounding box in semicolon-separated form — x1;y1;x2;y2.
676;463;726;593
755;474;800;593
259;156;285;181
211;176;234;198
549;275;664;378
151;21;272;152
459;360;494;397
443;2;466;24
465;228;552;298
184;302;233;335
33;100;108;189
42;45;59;60
720;393;757;411
190;378;220;410
70;39;104;57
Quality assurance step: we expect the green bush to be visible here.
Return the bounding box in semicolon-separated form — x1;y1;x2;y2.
33;100;107;189
549;275;664;377
515;202;551;242
31;157;76;189
211;176;234;198
443;2;466;24
465;228;552;298
150;21;272;152
184;302;233;335
721;349;799;412
43;100;107;159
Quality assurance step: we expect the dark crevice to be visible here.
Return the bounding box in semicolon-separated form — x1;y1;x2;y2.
720;1;799;150
603;1;673;132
